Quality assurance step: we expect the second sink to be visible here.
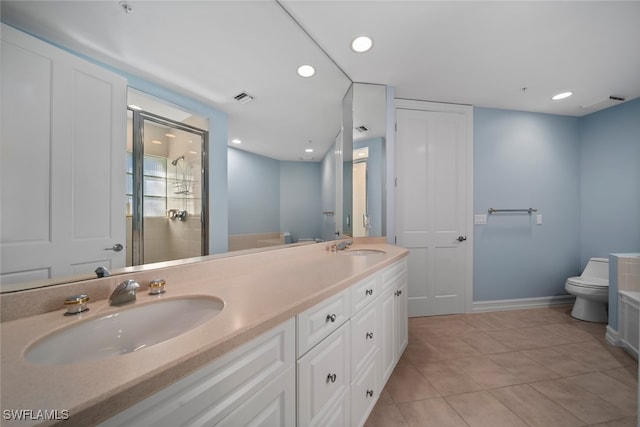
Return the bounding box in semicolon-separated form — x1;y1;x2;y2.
25;297;224;366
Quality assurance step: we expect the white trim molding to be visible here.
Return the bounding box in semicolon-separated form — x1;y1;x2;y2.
472;295;576;313
605;325;622;347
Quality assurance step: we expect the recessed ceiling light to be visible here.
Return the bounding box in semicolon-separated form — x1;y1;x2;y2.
297;65;315;78
351;36;373;53
231;139;242;144
305;148;314;153
151;140;163;145
165;133;176;138
552;91;573;101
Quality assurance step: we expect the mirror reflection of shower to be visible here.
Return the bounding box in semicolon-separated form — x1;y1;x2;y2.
126;89;209;267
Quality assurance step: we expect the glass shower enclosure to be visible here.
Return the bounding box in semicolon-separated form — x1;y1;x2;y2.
127;108;208;266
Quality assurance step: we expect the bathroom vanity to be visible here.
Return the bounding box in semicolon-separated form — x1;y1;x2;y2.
0;240;408;426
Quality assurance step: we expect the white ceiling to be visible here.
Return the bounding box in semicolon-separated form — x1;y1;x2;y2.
2;1;639;161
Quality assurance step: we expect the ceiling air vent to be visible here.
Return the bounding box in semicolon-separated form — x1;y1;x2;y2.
234;92;254;104
355;125;369;133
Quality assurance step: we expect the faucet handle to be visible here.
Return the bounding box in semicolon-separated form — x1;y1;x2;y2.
148;279;166;295
64;294;90;315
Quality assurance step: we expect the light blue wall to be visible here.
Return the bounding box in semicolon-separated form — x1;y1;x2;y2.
228;148;280;235
280;161;322;241
473;108;582;301
580;98;640;267
228;148;323;240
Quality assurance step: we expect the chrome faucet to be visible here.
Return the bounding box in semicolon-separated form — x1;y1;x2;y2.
336;240;353;250
109;280;140;306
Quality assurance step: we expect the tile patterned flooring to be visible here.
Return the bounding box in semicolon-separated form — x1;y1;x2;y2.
365;305;638;427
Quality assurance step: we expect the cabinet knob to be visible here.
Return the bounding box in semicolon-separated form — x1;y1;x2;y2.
366;332;374;340
326;373;337;383
365;289;373;296
366;389;374;398
326;313;337;323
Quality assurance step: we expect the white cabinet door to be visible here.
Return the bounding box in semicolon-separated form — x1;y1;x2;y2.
1;24;126;290
351;300;379;380
99;320;295;427
217;366;295;427
396;278;408;356
298;322;351;427
380;285;397;384
351;355;379;427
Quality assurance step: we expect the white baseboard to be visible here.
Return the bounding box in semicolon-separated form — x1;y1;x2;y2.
605;325;621;346
472;295;576;313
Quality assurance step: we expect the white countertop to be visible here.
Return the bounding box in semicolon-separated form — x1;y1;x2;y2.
0;241;408;426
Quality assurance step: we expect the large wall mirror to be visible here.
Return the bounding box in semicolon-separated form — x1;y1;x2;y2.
0;2;391;293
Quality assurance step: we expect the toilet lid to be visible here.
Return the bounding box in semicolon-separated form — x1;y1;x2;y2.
566;277;609;289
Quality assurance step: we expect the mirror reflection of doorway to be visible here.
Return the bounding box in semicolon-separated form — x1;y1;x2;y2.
353;147;369;237
126;90;208;266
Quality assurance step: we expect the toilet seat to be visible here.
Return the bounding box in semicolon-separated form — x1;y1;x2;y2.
566;277;608;289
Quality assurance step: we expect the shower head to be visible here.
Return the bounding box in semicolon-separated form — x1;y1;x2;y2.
171;155;184;166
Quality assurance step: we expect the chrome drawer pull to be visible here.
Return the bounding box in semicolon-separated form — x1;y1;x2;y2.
366;389;374;398
366;332;374;340
326;313;337;323
365;289;373;296
326;373;337;383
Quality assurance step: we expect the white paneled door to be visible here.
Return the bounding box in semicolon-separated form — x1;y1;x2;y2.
395;100;472;317
1;25;126;291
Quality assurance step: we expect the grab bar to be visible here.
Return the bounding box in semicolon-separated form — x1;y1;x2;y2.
488;208;537;214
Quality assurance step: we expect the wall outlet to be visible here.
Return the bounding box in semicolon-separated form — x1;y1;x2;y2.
474;214;487;225
536;214;543;225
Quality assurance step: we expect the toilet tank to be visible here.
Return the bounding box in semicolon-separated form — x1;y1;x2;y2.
581;257;609;281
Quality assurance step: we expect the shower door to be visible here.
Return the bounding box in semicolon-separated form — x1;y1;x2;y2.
128;109;208;266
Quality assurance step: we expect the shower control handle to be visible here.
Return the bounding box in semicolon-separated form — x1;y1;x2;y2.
105;243;124;252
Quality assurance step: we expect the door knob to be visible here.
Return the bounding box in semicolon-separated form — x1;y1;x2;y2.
105;243;124;252
456;236;467;242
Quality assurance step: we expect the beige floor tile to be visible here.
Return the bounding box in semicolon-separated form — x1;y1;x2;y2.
457;331;512;354
601;365;639;390
378;386;394;405
539;322;597;343
445;390;528;427
567;372;637;415
554;341;624;370
447;356;524;389
489;384;585;427
488;351;560;382
385;365;440;403
364;403;409;427
397;397;468;427
531;378;627;424
486;325;571;350
415;360;484;396
416;335;482;360
589;416;639;427
462;312;510;331
521;347;596;376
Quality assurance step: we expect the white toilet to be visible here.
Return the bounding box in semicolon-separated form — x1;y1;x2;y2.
565;257;609;323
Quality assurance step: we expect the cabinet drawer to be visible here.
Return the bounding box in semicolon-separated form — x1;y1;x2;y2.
351;301;379;379
351;274;380;315
297;322;351;427
99;319;295;427
297;288;350;356
381;259;407;291
351;354;379;427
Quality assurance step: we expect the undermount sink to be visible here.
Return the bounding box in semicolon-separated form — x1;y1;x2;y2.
25;297;224;366
340;249;386;256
